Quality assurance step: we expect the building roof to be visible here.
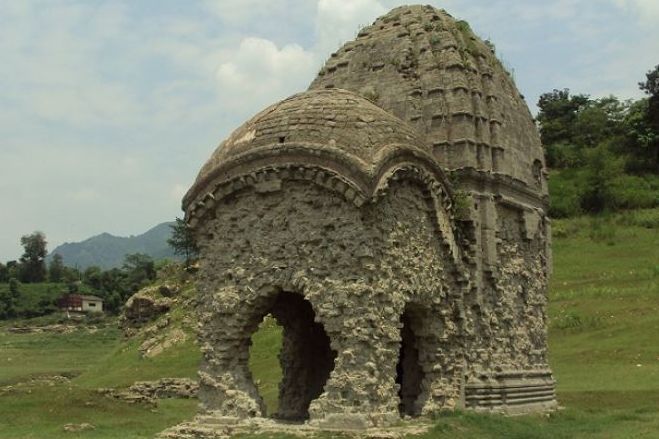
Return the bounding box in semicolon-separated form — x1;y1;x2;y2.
79;295;103;301
184;88;449;211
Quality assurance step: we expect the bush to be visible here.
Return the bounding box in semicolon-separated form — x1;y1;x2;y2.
580;143;626;213
549;145;657;218
549;169;586;218
610;174;659;210
616;208;659;228
546;142;584;168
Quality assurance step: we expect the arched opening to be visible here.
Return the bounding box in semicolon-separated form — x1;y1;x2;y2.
249;290;336;421
396;306;425;417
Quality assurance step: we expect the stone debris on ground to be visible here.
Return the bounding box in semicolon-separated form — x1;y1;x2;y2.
6;324;88;334
98;378;198;406
158;416;432;439
0;375;71;396
63;423;95;433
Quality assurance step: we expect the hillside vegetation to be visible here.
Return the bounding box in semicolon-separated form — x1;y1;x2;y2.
1;209;657;438
46;222;179;270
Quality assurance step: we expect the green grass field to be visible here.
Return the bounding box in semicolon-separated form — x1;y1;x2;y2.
0;210;657;438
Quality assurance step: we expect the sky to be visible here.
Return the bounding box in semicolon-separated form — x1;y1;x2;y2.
1;0;658;262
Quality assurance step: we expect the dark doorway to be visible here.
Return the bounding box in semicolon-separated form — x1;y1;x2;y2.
250;291;336;421
396;307;424;417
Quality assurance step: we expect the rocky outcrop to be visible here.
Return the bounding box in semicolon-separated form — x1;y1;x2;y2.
7;325;81;334
120;287;173;332
98;378;198;405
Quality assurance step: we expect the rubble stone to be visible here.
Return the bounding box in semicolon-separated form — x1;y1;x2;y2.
120;287;173;331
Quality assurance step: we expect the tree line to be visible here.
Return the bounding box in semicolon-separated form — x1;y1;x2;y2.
538;64;658;217
0;220;197;319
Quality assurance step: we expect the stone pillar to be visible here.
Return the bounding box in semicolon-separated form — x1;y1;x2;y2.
307;285;402;428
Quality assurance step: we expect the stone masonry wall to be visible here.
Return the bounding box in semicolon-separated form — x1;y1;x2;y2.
194;178;467;427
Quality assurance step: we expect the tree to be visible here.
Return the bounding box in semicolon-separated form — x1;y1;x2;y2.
622;99;659;172
48;253;65;283
639;64;659;97
537;89;590;148
122;253;156;294
83;266;103;290
167;218;199;264
19;232;47;283
6;261;19;280
105;291;123;314
0;263;8;283
0;278;21;319
581;141;625;213
638;64;659;170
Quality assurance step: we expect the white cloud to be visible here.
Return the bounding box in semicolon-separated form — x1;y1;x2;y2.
315;0;387;59
612;0;659;22
204;0;272;26
215;37;316;112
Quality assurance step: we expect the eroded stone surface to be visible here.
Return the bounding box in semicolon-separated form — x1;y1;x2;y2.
99;378;198;405
310;5;547;193
171;4;556;433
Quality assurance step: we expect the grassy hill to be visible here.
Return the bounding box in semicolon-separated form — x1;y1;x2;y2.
0;209;657;438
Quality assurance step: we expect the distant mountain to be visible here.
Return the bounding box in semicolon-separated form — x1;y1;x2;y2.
47;222;180;270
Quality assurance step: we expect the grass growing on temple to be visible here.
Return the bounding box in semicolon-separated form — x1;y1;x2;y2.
0;209;657;438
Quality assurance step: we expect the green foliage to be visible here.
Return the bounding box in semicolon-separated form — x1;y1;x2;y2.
609;174;659;209
0;263;7;283
639;64;659;97
539;69;658;211
452;190;472;221
537;89;590;149
0;251;169;320
19;231;47;283
549;168;659;218
167;218;198;264
249;316;283;414
122;253;156;292
638;64;659;170
48;253;64;283
580;142;626;213
455;20;472;34
616;208;659;228
0;281;67;319
622;98;659;172
0;278;20;319
548;169;585;218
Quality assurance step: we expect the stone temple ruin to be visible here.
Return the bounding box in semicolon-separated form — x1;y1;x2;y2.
180;4;556;430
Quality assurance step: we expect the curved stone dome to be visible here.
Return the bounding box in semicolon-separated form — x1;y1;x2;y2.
309;5;547;197
184;88;450;211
